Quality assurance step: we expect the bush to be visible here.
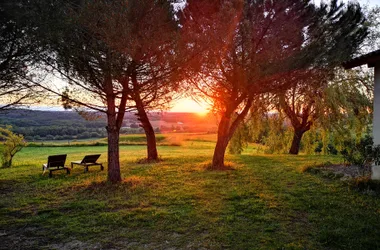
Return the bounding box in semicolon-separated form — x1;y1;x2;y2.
340;134;373;166
0;126;26;168
327;144;338;155
314;142;323;154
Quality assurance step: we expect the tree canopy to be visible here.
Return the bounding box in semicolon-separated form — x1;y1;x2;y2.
0;1;41;110
29;0;182;182
180;0;367;167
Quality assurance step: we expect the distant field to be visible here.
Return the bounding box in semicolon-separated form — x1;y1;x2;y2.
1;138;380;249
25;133;219;147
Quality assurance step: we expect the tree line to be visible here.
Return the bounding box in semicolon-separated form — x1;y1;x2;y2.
0;0;377;182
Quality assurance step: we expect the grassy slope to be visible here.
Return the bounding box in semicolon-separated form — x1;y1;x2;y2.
1;138;380;249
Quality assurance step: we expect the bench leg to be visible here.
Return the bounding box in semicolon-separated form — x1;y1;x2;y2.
66;168;70;175
84;166;88;173
100;164;104;171
49;171;53;178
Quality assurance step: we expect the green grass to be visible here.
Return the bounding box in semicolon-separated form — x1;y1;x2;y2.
118;134;166;143
1;138;380;249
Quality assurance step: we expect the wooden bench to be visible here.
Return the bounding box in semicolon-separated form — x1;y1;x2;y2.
71;154;104;172
42;154;70;177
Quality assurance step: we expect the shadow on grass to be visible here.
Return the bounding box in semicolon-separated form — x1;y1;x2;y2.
0;179;19;195
3;153;380;249
237;154;380;249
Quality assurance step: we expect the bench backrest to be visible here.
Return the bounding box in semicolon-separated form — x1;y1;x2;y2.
47;154;67;168
81;154;101;164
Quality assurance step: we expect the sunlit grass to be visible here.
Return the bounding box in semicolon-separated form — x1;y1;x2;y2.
1;139;380;249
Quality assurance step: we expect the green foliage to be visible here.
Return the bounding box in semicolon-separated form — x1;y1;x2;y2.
228;122;251;155
249;67;373;156
340;133;373;166
320;69;373;142
263;114;292;154
301;128;321;155
0;126;26;168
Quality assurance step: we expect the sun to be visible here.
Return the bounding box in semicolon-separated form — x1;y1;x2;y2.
196;110;209;117
170;98;211;114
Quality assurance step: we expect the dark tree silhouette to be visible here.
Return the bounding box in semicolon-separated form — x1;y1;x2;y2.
0;1;41;110
276;1;368;154
180;0;367;168
30;0;181;182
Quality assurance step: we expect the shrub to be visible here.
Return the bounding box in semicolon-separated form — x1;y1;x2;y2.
0;126;26;168
340;134;373;165
327;144;338;155
314;142;323;154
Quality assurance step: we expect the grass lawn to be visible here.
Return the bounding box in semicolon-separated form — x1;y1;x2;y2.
1;136;380;249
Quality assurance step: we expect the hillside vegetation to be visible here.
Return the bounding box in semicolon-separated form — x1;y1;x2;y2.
0;110;218;141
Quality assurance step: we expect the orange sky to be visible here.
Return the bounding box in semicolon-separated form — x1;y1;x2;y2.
170;98;211;114
40;76;211;113
30;95;211;113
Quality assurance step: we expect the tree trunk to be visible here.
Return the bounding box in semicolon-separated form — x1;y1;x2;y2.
289;129;305;155
106;107;122;183
106;125;121;182
107;126;121;182
136;101;158;161
211;113;232;169
212;135;230;169
211;97;253;170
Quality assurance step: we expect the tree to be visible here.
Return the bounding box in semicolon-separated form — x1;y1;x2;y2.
276;70;330;154
181;0;367;168
74;0;183;161
180;0;312;168
360;6;380;53
0;126;26;168
277;67;372;155
30;0;181;182
274;1;368;154
321;69;373;148
261;68;373;155
0;1;40;110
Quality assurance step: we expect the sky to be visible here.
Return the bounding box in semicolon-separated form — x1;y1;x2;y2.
170;98;211;114
315;0;380;6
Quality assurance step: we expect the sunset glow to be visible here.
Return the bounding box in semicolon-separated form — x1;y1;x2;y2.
170;98;211;114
